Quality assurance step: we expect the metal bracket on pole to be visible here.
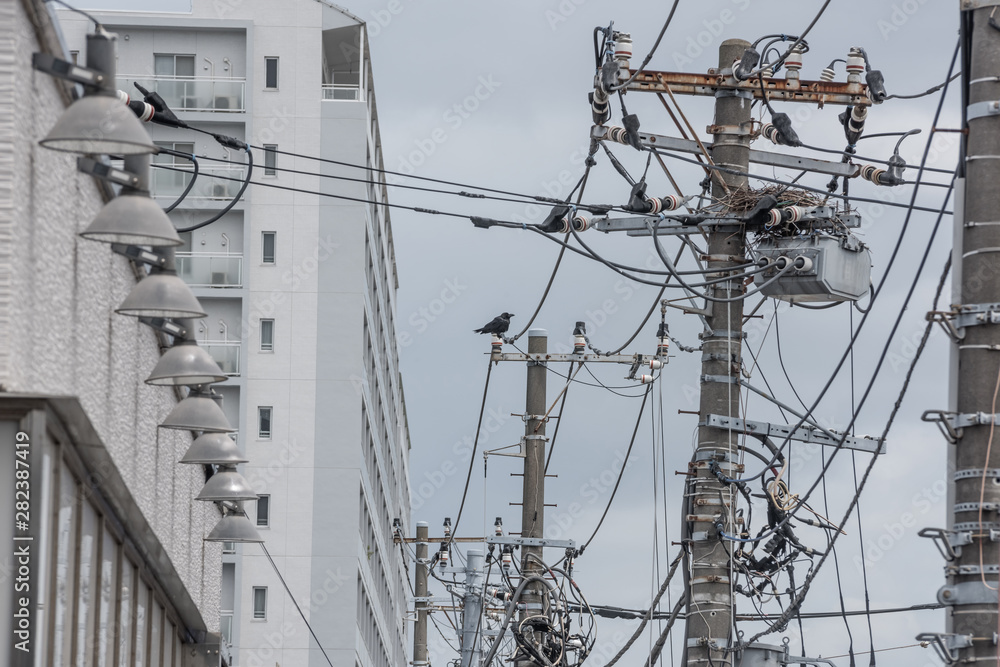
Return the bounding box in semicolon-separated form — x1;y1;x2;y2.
915;633;973;665
493;352;639;364
487;536;577;550
704;414;885;454
945;563;1000;576
484;438;530;459
919;527;973;561
954;501;1000;513
927;303;1000;342
923;410;1000;444
968;100;1000;121
938;580;1000;606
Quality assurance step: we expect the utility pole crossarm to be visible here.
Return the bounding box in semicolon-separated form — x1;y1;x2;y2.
591;126;862;179
624;69;872;107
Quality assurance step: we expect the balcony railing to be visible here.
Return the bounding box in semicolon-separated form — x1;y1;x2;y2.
175;252;243;288
322;84;361;101
118;75;245;112
201;341;241;376
151;164;246;201
220;611;233;645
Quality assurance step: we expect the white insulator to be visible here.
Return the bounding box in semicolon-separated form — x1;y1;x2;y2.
846;48;865;82
775;256;791;270
785;48;803;79
573;335;586;354
766;209;782;227
820;67;835;82
761;65;774;79
614;33;633;63
782;206;805;224
761;123;781;145
606;125;628;145
439;551;449;567
116;89;130;104
650;358;665;370
501;552;512;569
555;215;571;234
793;255;814;272
572;213;591;232
639;374;654;384
657;194;685;211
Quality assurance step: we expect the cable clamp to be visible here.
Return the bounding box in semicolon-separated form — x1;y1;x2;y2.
938;580;1000;606
699;329;747;341
922;410;1000;444
686;637;730;649
954;468;1000;482
944;563;1000;576
953;520;1000;532
701;374;738;385
927;302;1000;342
967;100;1000;121
914;633;972;666
694;450;736;463
954;501;1000;513
919;527;972;561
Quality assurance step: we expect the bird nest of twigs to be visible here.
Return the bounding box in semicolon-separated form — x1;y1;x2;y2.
720;185;827;213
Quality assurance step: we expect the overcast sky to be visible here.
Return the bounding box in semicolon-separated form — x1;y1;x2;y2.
76;0;962;664
356;3;959;666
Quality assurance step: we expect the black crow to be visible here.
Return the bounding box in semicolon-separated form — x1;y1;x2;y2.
474;312;514;335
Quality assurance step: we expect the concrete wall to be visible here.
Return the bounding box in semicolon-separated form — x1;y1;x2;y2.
0;0;221;630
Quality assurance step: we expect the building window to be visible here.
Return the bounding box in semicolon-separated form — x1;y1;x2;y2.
264;57;279;89
252;587;267;620
262;232;276;264
70;51;79;65
256;495;270;527
154;53;195;78
258;407;272;439
260;319;274;351
263;144;277;176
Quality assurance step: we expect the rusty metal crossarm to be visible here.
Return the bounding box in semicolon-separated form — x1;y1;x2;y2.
625;69;872;107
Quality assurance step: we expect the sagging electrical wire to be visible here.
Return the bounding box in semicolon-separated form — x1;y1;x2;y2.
735;83;958;650
710;41;958;580
580;385;651;553
650;147;954;215
444;358;493;551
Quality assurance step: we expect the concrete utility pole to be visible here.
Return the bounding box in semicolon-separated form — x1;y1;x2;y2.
460;550;486;667
518;328;548;658
947;7;1000;662
414;522;429;667
684;39;752;667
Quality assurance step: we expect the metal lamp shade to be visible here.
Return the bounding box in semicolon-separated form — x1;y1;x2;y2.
205;512;263;543
196;468;258;502
180;433;247;465
158;392;235;433
147;340;227;386
116;272;207;319
81;194;182;247
39;94;156;155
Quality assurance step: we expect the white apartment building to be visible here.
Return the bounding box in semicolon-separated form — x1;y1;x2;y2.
60;3;413;666
2;1;222;665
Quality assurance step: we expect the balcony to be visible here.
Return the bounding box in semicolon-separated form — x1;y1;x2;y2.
118;75;245;112
322;84;360;101
201;341;241;376
151;164;246;201
176;252;243;288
